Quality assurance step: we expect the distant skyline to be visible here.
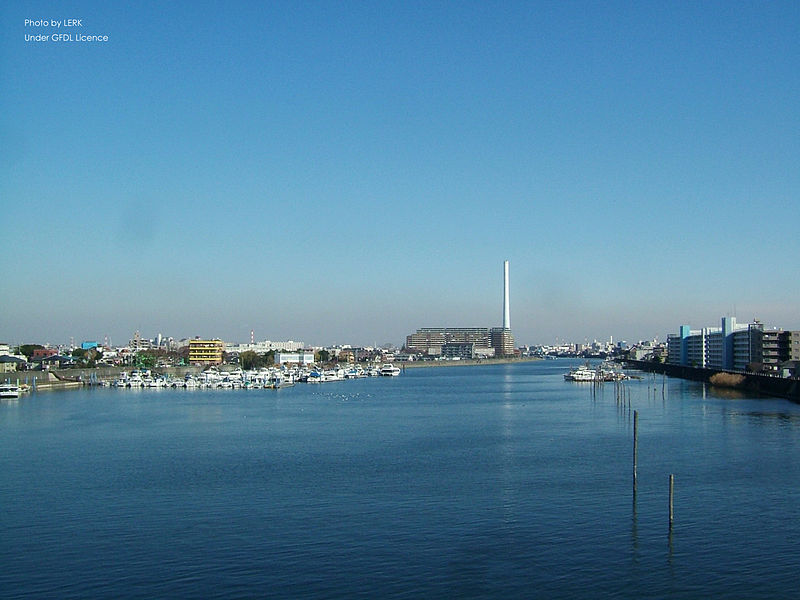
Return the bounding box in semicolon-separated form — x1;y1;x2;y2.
2;1;798;347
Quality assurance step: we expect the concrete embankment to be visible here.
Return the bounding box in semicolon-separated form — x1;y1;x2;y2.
626;360;800;402
4;371;82;392
7;366;206;392
57;366;205;384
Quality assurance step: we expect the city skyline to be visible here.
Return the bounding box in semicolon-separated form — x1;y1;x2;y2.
2;2;798;347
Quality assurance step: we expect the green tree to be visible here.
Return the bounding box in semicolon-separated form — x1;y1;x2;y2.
136;352;157;369
17;344;44;360
316;349;330;363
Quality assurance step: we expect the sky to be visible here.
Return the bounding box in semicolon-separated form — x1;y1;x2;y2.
2;1;798;348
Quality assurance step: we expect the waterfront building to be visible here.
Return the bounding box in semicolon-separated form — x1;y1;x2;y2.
274;352;315;365
490;327;515;357
188;339;225;365
667;318;798;372
406;327;491;355
441;342;477;360
751;329;800;372
226;339;305;354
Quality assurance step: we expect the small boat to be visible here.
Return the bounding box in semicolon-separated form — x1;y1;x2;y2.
379;364;401;377
0;383;20;398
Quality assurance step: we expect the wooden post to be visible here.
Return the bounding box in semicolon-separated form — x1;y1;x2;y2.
633;410;639;495
669;474;674;528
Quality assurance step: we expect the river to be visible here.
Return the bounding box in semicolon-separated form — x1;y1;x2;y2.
2;360;799;598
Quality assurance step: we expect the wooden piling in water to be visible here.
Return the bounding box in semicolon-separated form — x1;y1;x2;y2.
633;410;639;495
669;474;674;528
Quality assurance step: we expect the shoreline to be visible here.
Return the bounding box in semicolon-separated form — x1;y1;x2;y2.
626;359;800;402
5;357;542;392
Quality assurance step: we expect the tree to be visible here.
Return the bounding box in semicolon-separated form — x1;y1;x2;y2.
17;344;44;360
264;350;275;366
238;351;274;370
136;352;157;369
316;349;330;363
239;351;260;370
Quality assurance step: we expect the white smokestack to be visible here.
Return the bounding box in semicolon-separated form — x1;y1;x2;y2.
503;260;510;329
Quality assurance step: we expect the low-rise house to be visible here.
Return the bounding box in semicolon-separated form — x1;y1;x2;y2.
0;355;26;373
40;355;78;369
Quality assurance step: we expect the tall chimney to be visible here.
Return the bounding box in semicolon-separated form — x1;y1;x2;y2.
503;260;511;329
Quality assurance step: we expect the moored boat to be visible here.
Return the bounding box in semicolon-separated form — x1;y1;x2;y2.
0;383;20;398
564;366;597;382
379;364;401;377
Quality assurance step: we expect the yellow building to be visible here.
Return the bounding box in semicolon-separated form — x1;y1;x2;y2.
188;339;225;365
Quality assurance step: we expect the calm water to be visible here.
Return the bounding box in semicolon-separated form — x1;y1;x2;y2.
2;361;800;598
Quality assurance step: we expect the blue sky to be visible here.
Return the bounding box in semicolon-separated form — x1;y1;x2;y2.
2;1;798;347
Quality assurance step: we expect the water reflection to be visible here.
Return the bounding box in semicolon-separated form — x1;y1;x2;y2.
724;410;800;426
706;386;751;400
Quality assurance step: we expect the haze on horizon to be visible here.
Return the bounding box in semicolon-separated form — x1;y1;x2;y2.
2;2;798;348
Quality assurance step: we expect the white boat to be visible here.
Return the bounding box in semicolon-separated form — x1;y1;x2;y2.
0;383;20;398
112;372;130;387
564;366;597;382
379;364;401;377
268;373;295;389
564;362;629;382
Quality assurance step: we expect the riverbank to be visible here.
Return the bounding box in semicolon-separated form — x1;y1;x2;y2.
2;371;82;392
7;358;542;391
625;359;800;402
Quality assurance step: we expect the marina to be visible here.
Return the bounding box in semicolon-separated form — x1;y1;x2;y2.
103;363;400;389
